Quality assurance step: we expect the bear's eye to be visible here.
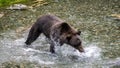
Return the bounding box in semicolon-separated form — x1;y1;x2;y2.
77;31;81;35
66;36;71;41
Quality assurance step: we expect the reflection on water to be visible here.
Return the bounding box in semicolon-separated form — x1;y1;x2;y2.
0;0;120;68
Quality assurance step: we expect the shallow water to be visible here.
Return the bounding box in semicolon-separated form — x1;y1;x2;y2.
0;29;119;68
0;0;120;68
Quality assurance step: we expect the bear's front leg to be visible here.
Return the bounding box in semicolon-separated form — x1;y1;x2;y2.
50;43;55;53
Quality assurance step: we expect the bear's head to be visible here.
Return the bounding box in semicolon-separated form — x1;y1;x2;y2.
57;22;84;52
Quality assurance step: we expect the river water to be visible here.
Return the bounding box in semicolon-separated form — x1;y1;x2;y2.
0;0;120;68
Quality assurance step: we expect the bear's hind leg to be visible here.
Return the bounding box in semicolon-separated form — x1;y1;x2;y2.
25;26;41;46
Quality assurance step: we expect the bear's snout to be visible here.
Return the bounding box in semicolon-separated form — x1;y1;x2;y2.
77;45;85;52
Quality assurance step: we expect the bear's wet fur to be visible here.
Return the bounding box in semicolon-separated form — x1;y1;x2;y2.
25;14;84;53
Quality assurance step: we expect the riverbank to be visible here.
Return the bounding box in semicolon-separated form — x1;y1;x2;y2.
0;0;50;33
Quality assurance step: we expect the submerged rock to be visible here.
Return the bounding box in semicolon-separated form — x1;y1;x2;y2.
109;14;120;21
111;14;120;19
0;13;4;18
1;61;38;68
7;4;28;10
111;58;120;68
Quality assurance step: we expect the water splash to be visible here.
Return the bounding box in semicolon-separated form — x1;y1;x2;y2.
74;45;101;62
82;46;101;58
48;42;102;63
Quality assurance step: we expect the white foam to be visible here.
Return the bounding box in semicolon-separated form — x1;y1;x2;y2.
24;48;39;52
74;46;101;59
84;46;101;58
14;38;25;46
28;56;54;65
23;48;55;65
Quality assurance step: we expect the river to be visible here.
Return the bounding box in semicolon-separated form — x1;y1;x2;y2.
0;0;120;68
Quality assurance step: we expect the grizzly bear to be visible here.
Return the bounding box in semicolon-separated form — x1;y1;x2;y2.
25;14;84;53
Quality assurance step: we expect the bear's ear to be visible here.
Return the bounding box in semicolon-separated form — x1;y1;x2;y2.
77;30;81;35
60;22;71;34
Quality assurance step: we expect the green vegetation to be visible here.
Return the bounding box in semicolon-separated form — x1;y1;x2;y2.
0;0;30;7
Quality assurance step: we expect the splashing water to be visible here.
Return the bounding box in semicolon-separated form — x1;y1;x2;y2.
80;46;101;58
73;45;101;62
13;35;102;63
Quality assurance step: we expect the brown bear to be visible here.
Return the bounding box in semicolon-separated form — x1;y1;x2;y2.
25;14;84;53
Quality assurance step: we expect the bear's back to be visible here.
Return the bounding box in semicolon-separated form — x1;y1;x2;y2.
35;14;64;38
